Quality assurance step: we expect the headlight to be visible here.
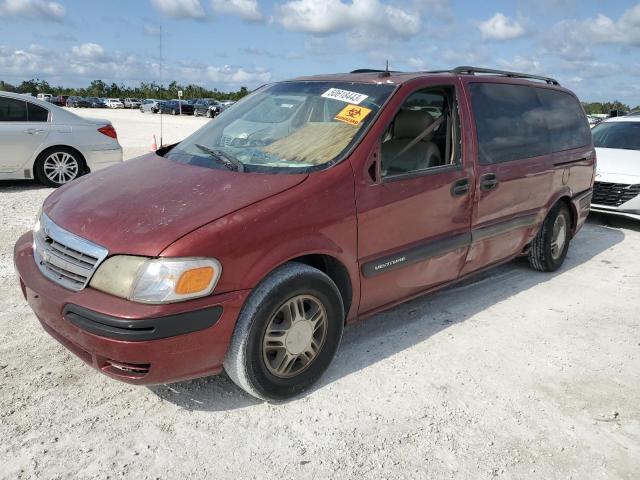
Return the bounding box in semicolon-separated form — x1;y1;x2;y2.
89;256;222;304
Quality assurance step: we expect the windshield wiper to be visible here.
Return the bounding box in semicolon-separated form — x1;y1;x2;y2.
194;143;244;172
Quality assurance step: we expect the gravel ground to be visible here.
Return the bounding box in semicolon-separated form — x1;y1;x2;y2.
1;109;639;479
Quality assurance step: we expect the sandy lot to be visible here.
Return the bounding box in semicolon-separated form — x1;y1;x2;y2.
0;109;639;479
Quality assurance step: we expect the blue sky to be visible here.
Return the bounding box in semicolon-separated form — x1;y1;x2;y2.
0;0;639;104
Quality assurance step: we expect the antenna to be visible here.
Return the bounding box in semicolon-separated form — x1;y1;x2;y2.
378;60;391;78
159;25;163;147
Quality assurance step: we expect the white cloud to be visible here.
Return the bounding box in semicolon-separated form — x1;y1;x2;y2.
149;0;206;19
0;43;270;90
497;55;543;74
478;13;526;40
570;4;640;45
211;0;262;21
71;43;107;61
275;0;421;48
0;0;65;21
406;57;428;70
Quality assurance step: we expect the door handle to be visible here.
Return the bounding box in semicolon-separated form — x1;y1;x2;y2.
24;128;44;135
451;177;470;197
480;173;499;191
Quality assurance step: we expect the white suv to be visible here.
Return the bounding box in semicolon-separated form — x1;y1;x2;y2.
105;98;124;109
0;92;123;187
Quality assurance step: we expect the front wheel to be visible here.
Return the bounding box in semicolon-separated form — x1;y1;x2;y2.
34;147;83;187
224;263;344;401
528;202;571;272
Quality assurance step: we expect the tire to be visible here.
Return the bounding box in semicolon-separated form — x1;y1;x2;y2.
171;109;177;115
224;262;344;401
34;147;84;188
140;107;144;113
206;109;213;118
528;202;571;272
193;109;199;117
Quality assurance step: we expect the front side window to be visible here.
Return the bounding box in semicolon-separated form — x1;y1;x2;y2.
381;86;461;177
592;122;640;150
0;98;28;122
165;81;396;173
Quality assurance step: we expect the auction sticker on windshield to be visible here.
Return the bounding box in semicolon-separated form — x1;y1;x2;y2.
322;88;368;104
334;104;372;126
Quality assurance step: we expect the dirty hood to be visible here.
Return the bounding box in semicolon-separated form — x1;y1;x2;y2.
44;153;307;256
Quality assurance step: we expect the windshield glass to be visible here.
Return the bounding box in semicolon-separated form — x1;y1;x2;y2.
164;81;396;173
592;122;640;150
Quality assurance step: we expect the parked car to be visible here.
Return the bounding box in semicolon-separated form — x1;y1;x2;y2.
219;100;235;109
0;91;122;187
159;100;194;115
193;98;222;118
66;96;91;108
139;99;162;113
87;97;106;108
36;93;53;101
587;115;603;126
124;98;141;109
105;98;124;109
590;116;640;220
46;96;68;107
13;67;594;400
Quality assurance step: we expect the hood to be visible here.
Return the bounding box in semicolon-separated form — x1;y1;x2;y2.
595;147;640;184
44;153;307;256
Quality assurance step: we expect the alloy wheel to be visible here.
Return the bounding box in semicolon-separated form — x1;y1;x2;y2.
262;294;328;378
43;151;79;185
550;213;567;260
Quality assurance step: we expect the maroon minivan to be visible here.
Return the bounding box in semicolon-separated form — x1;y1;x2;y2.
14;67;595;400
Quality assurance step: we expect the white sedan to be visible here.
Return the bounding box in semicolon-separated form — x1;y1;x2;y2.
591;116;640;220
105;98;124;108
0;92;122;187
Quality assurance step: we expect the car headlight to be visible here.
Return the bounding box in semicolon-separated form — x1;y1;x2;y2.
89;256;222;304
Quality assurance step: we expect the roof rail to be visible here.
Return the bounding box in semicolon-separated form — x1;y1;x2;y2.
350;68;402;74
450;66;560;85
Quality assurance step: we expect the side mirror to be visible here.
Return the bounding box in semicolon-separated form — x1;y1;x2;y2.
366;143;382;184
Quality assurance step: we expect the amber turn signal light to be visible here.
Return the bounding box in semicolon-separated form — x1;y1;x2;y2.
175;266;215;294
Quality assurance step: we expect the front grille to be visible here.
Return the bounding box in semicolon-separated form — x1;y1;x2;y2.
592;181;640;207
33;214;108;291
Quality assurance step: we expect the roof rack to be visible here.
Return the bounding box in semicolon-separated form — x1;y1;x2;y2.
449;66;560;85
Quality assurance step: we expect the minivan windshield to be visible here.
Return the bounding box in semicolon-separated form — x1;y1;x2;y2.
592;121;640;151
164;81;396;173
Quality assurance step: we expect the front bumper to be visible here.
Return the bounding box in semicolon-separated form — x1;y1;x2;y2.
590;204;640;220
14;232;249;385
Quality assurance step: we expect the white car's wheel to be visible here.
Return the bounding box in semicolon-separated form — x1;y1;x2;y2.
35;147;83;188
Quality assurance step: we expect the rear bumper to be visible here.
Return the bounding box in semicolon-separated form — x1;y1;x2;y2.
570;188;593;235
14;231;249;385
84;146;123;172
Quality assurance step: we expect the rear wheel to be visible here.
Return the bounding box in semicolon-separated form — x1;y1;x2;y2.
224;263;344;401
528;202;571;272
35;147;83;187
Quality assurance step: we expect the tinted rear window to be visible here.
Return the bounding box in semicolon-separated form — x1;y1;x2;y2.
27;102;49;122
536;89;591;152
470;83;590;164
0;97;27;121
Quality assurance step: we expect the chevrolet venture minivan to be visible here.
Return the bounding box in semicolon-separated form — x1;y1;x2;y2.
15;67;595;400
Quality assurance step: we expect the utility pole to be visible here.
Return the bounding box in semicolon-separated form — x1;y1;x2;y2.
159;25;163;147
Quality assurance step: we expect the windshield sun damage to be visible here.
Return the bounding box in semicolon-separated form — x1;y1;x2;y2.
165;81;396;173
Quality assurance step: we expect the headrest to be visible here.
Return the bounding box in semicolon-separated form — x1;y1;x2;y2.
394;109;435;140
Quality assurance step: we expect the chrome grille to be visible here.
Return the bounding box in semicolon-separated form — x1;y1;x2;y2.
33;214;108;291
592;182;640;207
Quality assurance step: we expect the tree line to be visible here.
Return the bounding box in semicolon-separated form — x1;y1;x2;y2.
581;101;638;115
0;78;249;101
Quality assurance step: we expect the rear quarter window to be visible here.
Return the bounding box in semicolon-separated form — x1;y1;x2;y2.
27;102;49;122
470;83;591;165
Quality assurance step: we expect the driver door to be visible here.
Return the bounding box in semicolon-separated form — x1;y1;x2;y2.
355;82;474;314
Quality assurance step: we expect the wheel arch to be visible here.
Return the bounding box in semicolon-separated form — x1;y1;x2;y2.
34;144;89;173
288;253;353;320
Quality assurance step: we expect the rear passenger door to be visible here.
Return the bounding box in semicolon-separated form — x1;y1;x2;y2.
461;81;554;275
0;97;50;174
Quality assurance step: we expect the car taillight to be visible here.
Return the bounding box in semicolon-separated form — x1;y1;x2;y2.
98;125;117;139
